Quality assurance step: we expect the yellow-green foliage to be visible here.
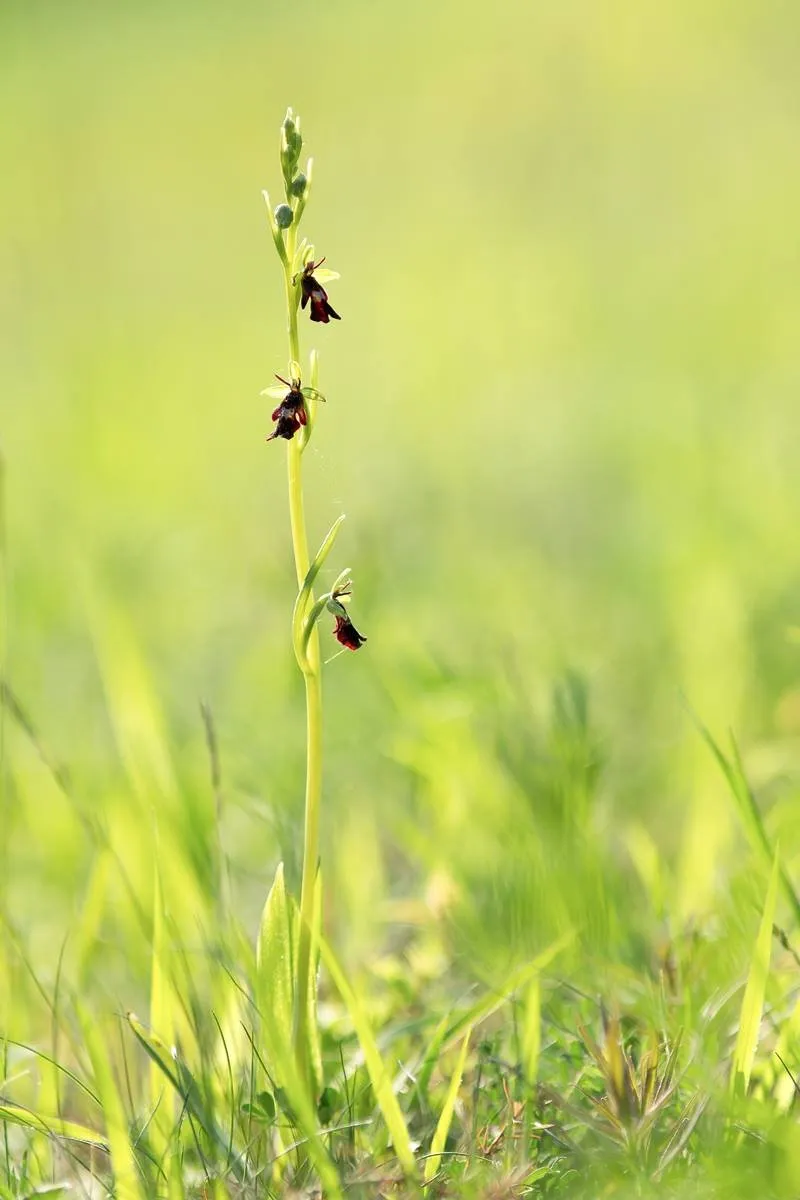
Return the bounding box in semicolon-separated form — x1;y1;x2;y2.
3;2;800;1196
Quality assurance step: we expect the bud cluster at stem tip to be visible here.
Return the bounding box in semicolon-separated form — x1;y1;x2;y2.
276;107;310;228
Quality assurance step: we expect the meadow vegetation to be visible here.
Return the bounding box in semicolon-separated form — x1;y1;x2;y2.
2;1;800;1195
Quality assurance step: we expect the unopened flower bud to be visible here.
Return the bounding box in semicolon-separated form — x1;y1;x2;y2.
274;203;293;229
290;172;307;198
281;111;303;180
283;131;302;163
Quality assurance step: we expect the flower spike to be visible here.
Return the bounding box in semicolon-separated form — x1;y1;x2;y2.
260;109;366;1094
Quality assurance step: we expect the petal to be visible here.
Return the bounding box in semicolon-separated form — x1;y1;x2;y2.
291;238;310;275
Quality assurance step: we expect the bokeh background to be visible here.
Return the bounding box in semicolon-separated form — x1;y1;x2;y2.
2;0;800;1009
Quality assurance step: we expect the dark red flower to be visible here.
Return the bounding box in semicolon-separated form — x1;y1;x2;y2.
301;258;341;324
272;375;306;417
333;614;366;651
267;375;307;441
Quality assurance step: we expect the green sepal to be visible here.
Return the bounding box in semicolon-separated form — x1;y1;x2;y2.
261;190;288;266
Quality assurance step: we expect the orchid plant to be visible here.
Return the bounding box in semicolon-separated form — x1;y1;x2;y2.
261;108;366;1096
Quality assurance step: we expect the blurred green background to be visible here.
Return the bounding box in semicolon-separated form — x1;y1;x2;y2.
2;0;800;1003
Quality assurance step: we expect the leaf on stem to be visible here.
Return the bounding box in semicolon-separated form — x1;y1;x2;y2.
262;190;288;265
291;515;346;671
255;862;295;1087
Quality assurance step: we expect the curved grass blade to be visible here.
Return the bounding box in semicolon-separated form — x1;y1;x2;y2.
423;1026;471;1186
1;1040;100;1108
731;847;780;1093
126;1012;244;1181
0;1103;108;1151
688;709;800;924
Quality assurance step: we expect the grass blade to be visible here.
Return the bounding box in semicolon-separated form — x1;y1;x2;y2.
77;1004;144;1200
689;711;800;924
423;1026;471;1186
0;1103;108;1150
522;975;541;1086
731;847;780;1092
149;862;177;1165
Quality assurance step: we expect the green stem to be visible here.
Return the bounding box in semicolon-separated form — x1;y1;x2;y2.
282;224;321;1094
294;660;322;1085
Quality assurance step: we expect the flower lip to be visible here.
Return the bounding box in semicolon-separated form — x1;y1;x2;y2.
334;614;367;651
267;410;302;441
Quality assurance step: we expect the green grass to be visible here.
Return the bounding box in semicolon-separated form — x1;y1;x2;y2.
3;0;800;1195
